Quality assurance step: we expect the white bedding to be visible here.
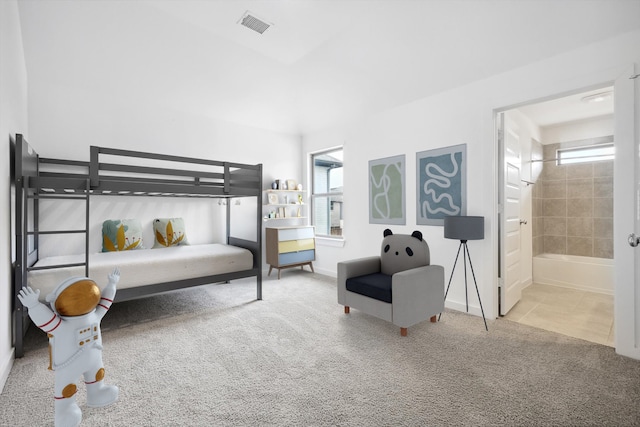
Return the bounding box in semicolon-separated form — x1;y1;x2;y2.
27;244;254;300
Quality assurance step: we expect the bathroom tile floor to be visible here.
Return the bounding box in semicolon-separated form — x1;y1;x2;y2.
503;282;614;347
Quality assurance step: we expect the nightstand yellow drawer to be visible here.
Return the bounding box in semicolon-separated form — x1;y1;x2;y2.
278;238;315;253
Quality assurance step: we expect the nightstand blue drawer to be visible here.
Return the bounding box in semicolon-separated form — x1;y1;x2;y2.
279;249;315;266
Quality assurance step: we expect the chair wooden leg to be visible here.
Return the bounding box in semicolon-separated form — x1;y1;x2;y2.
344;306;350;314
400;327;407;336
430;315;437;323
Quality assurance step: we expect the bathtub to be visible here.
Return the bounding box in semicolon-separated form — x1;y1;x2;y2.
532;253;614;295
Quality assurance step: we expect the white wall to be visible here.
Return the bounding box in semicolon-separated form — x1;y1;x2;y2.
542;115;614;143
0;0;28;391
28;91;301;169
303;29;640;325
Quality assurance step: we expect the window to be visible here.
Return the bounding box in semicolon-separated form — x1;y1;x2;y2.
557;143;614;165
311;148;343;238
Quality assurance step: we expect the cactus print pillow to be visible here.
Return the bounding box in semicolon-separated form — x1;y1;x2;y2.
102;219;144;252
153;217;189;248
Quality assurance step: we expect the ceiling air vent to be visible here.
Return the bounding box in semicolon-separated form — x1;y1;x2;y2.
238;11;272;35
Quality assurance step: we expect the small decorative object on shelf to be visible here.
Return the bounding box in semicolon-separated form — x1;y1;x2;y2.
263;183;307;222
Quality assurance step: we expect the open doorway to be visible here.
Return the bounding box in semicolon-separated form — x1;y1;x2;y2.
499;86;615;346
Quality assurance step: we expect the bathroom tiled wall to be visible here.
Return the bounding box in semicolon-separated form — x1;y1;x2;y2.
532;140;614;259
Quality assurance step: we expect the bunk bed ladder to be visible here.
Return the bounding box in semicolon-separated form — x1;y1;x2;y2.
25;178;91;277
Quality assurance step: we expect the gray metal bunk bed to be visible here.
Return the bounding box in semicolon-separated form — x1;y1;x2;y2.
12;134;263;357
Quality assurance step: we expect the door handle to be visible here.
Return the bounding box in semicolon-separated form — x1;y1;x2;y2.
629;233;640;247
519;219;527;225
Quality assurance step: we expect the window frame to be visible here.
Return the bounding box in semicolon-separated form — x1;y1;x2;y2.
556;143;615;165
310;147;344;240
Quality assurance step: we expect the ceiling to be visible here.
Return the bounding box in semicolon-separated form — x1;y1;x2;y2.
16;0;640;136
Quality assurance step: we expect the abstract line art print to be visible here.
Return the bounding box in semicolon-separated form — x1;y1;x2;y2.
369;154;406;225
416;144;466;225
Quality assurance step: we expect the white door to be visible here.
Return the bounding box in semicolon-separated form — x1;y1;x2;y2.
614;65;639;359
499;113;523;315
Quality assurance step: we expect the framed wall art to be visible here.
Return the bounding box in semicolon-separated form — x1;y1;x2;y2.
416;144;466;226
369;154;405;225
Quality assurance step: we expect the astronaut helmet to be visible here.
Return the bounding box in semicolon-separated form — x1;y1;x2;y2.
45;277;101;317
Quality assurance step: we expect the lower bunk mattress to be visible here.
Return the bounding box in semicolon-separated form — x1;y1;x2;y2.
27;244;254;300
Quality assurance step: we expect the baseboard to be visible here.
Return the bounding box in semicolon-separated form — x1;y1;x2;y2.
535;279;614;296
313;267;336;278
444;299;488;319
0;348;15;393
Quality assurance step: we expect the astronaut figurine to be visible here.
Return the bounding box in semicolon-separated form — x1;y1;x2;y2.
18;268;120;427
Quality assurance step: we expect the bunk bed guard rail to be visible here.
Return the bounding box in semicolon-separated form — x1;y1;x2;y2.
89;146;262;198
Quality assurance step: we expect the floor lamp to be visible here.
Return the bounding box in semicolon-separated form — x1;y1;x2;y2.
439;215;488;331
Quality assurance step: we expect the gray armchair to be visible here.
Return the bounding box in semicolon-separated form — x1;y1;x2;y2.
337;229;444;336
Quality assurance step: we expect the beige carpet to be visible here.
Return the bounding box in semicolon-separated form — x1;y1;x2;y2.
2;271;640;426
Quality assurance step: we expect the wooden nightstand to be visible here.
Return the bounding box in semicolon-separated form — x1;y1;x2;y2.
266;226;315;279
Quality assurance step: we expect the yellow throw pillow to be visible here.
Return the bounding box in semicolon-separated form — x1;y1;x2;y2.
102;219;144;252
153;217;189;248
